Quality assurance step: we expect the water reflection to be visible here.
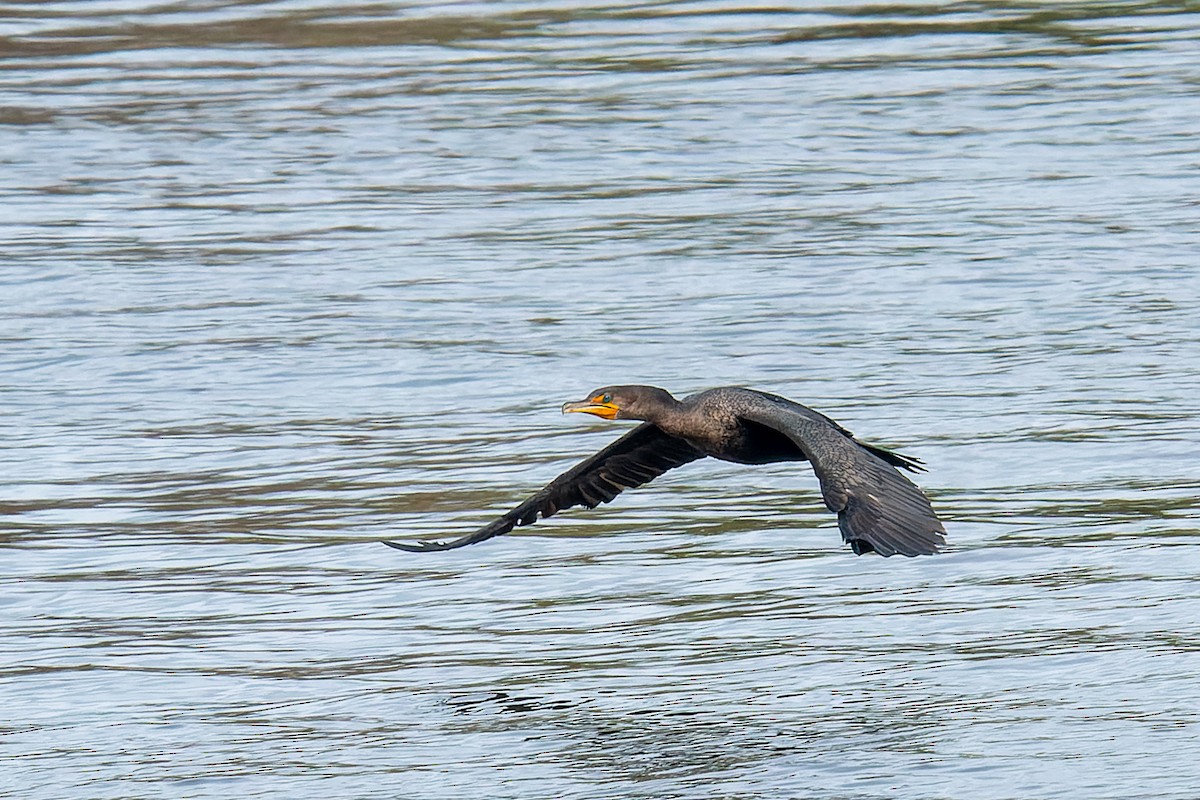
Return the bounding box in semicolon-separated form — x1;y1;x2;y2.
4;0;1200;798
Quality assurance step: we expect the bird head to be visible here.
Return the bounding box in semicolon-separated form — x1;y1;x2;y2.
562;386;675;422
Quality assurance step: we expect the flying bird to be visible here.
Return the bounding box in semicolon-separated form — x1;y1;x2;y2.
384;386;945;557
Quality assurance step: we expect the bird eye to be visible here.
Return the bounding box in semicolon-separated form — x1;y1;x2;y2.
601;394;612;404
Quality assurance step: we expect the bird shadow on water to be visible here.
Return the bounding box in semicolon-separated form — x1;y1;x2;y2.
437;687;801;784
425;666;959;794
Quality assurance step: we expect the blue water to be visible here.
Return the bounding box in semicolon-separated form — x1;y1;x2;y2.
3;2;1199;797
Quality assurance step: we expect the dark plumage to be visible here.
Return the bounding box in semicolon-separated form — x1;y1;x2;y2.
384;386;945;557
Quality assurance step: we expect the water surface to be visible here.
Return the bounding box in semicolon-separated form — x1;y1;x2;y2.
3;2;1200;797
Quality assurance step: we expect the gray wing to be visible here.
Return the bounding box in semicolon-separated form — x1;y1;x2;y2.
383;423;704;552
738;402;945;557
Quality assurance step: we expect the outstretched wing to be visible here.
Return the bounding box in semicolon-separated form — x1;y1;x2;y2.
384;423;704;552
738;401;945;557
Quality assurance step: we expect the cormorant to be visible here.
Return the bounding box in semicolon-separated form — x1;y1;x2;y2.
384;386;945;557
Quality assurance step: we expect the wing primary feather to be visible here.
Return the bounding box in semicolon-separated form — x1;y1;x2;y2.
736;403;945;557
382;423;703;553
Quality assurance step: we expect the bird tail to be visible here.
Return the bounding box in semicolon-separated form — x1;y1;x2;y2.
859;443;926;472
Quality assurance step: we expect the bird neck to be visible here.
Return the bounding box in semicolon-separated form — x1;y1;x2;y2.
640;392;686;429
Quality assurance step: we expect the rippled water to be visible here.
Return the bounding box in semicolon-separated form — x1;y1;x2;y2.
3;1;1200;797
